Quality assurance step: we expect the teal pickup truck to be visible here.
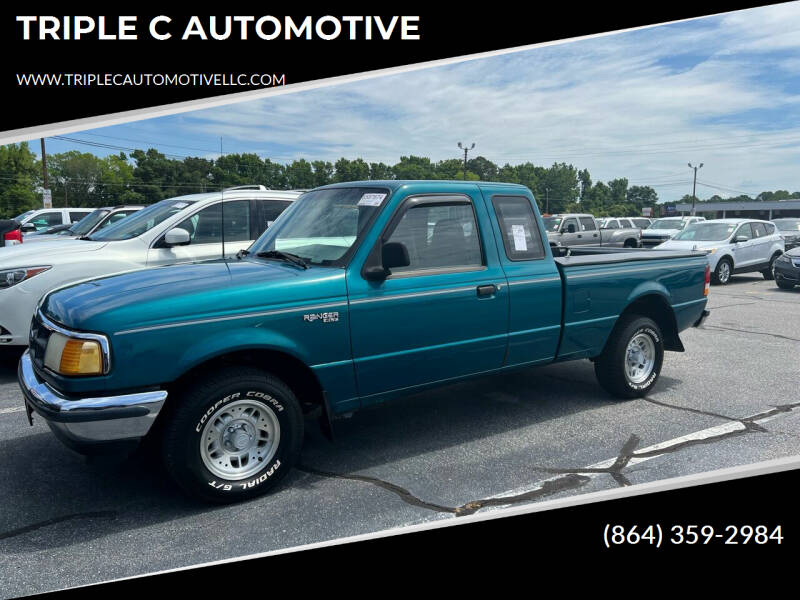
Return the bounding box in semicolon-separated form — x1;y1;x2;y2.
19;181;710;502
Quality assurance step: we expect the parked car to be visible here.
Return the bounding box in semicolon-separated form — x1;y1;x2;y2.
0;219;22;247
772;218;800;251
0;187;300;348
773;247;800;289
543;213;640;247
656;219;784;284
641;216;705;247
15;208;93;235
18;180;710;502
23;205;144;244
631;217;652;229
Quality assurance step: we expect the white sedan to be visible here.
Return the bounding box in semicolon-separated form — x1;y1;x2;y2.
0;187;301;346
656;219;785;285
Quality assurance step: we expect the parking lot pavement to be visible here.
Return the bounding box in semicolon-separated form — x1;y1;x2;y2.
0;273;798;596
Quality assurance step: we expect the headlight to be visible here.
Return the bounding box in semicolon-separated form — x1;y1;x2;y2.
43;331;106;376
778;254;792;263
706;248;718;254
0;266;50;289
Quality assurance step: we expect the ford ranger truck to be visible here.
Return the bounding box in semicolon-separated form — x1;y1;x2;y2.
18;181;710;503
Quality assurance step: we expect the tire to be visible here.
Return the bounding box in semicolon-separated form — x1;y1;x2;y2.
162;366;303;503
594;314;664;399
762;254;780;280
623;239;638;248
712;257;732;285
776;278;795;290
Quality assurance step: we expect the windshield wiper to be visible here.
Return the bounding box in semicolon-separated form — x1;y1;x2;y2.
255;250;308;269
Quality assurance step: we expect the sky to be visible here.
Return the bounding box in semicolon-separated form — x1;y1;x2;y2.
39;3;800;202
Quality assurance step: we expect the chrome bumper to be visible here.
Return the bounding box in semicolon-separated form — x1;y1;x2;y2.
18;351;167;446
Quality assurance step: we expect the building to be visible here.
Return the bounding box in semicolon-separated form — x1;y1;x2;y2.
674;199;800;219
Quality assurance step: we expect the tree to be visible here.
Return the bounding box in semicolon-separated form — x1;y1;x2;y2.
333;158;370;182
0;142;39;217
466;156;498;180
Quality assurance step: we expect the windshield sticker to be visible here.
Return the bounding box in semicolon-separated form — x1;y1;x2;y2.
511;224;528;251
357;193;386;207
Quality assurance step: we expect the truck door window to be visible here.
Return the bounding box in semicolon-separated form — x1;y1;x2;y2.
492;195;545;260
257;200;292;232
384;201;483;273
579;217;596;231
562;218;579;233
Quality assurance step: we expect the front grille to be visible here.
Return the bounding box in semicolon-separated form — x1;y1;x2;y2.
28;314;51;369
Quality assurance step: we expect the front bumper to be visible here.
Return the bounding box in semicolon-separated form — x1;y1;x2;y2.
774;259;800;283
18;351;167;448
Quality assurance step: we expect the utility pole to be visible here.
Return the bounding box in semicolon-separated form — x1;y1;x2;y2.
688;162;703;215
545;187;551;214
40;138;52;208
457;142;475;180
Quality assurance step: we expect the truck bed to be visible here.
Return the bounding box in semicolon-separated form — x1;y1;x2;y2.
550;244;709;361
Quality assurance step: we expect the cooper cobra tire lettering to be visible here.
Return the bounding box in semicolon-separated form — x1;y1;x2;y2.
162;366;304;503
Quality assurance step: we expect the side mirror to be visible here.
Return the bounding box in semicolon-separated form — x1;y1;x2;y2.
364;242;411;282
733;235;749;244
20;223;36;233
164;227;191;246
382;242;410;270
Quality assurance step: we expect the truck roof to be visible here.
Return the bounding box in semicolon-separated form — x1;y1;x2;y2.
315;180;530;192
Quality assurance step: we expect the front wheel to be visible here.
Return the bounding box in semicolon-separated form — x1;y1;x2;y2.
777;278;795;290
594;315;664;399
162;366;304;503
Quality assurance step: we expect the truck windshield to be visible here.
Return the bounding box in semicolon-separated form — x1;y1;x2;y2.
62;209;109;236
249;187;389;266
673;223;737;241
650;219;685;230
88;199;196;241
542;217;562;232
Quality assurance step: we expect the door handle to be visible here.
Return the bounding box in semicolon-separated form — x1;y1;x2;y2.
577;234;583;238
477;284;497;297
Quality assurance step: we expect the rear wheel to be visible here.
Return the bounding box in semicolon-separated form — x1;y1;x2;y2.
776;278;795;290
712;257;732;285
162;366;303;503
595;315;664;399
624;239;638;248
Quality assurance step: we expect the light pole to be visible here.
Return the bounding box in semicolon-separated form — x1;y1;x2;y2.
457;142;475;180
688;162;703;215
545;187;551;214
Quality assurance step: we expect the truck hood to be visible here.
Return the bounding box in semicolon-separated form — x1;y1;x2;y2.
0;239;108;265
41;258;347;335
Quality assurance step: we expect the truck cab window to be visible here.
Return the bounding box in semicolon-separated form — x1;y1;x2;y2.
492;195;545;260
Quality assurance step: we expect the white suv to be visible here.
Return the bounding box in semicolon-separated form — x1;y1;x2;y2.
13;208;94;237
656;219;785;285
641;216;705;247
0;187;301;346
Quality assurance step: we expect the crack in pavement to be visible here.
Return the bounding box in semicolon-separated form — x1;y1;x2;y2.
706;301;760;310
299;402;800;518
0;511;118;541
703;324;800;343
297;465;590;517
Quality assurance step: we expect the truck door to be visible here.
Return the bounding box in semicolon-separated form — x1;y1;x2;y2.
486;194;562;366
346;191;509;400
579;216;600;245
560;216;582;245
